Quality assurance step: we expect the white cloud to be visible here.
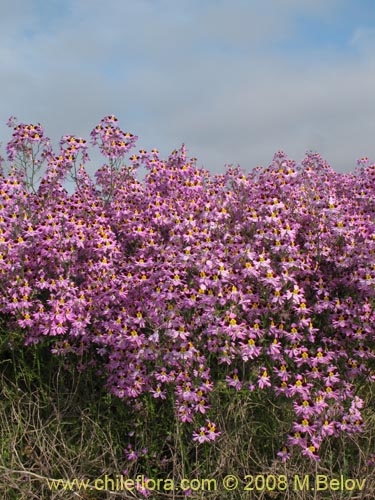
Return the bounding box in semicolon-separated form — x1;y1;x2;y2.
350;26;375;63
1;0;375;179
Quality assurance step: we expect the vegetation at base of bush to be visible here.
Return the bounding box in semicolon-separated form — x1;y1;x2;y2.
1;331;375;499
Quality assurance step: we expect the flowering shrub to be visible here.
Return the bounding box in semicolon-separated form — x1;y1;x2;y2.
1;116;375;464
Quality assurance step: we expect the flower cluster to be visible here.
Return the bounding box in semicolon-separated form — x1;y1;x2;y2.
1;115;375;464
90;115;138;160
5;119;53;192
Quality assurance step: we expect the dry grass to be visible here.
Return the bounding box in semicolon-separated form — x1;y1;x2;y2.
2;368;375;500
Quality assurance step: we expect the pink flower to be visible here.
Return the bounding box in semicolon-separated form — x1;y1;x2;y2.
277;447;291;463
193;427;210;444
258;368;271;389
321;419;336;437
226;370;243;390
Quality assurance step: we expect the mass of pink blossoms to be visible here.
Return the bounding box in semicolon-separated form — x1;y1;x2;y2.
1;115;375;462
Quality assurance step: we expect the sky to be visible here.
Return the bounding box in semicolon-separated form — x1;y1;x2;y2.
1;0;375;185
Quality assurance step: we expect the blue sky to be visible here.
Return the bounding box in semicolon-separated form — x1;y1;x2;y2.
1;0;375;183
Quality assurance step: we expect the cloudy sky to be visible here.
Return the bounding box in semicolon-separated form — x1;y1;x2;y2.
1;0;375;182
